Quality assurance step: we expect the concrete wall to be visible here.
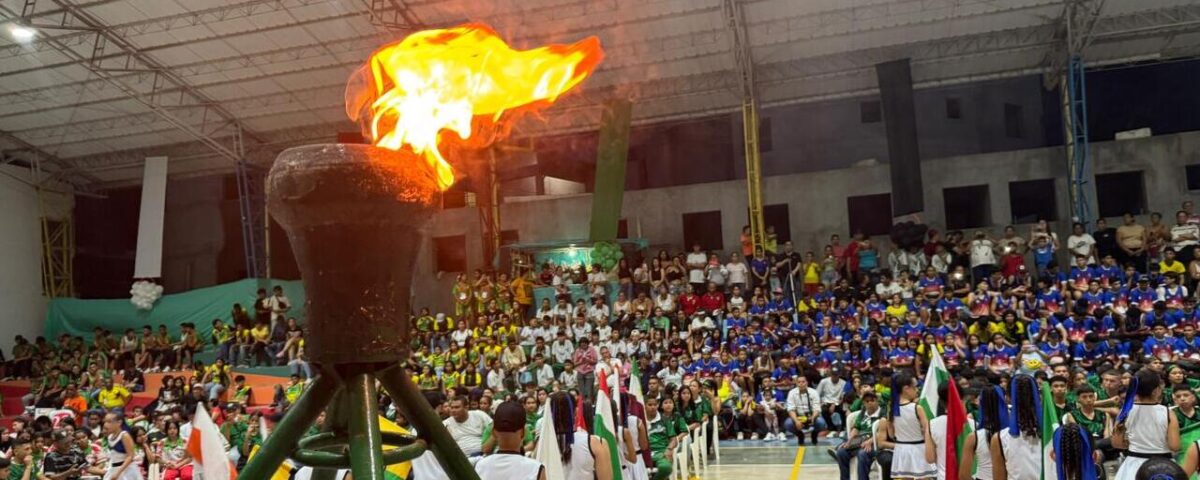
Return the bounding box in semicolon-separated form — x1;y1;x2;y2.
0;165;71;353
409;129;1200;312
742;76;1048;176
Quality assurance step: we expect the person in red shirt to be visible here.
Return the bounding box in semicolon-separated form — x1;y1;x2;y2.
842;232;862;282
999;241;1026;280
699;282;726;313
678;284;701;317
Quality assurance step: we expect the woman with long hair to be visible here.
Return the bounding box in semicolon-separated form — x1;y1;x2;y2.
620;392;650;480
887;372;935;480
157;421;191;480
957;386;1006;480
1112;369;1180;480
542;392;612;480
990;375;1047;480
102;413;143;480
1049;423;1097;480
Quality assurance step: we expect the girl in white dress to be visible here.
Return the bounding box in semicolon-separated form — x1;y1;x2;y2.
102;413;144;480
620;393;650;480
888;372;936;480
990;375;1043;480
957;386;1007;480
1112;369;1180;480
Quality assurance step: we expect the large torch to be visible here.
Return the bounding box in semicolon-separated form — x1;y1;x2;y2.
240;23;602;480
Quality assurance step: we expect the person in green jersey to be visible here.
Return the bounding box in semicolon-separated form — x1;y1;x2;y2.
647;396;689;480
1064;385;1114;466
1174;388;1200;432
1049;375;1074;423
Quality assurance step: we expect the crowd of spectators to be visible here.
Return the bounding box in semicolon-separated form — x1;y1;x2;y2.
9;202;1200;479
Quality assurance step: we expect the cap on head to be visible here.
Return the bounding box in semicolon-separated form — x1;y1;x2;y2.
492;401;526;433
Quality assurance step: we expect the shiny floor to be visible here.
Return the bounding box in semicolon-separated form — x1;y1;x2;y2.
702;439;842;480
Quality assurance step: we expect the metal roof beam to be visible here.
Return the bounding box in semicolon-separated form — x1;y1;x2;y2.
0;0;260;163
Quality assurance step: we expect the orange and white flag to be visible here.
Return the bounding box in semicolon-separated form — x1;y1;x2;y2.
186;405;237;480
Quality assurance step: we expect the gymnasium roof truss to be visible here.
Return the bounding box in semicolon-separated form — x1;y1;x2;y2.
0;0;1198;186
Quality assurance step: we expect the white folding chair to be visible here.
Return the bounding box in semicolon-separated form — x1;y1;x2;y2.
697;423;709;469
676;435;691;480
712;415;721;462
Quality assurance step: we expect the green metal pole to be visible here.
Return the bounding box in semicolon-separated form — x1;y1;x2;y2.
346;372;386;480
240;372;340;480
378;365;480;480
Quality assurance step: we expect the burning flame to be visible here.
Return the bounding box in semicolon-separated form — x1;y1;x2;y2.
347;23;604;191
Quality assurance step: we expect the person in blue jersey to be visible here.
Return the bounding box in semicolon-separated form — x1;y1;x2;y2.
1078;280;1107;315
984;333;1018;374
900;312;927;341
1177;323;1200;360
1159;273;1189;310
1142;322;1180;363
1037;278;1067;316
889;337;918;374
1129;275;1159;313
1073;333;1109;369
1096;254;1125;287
1062;304;1097;345
1069;255;1097;299
1039;330;1070;363
934;294;966;324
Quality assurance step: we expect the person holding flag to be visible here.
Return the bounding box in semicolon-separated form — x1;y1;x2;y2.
886;371;936;480
1111;369;1180;480
958;386;1007;480
534;392;612;480
919;346;973;480
595;368;628;480
988;375;1050;480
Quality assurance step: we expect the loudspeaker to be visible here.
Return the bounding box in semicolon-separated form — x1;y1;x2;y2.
875;59;924;217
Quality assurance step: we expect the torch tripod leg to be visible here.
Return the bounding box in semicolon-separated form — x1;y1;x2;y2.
378;365;480;480
346;372;386;480
240;370;341;480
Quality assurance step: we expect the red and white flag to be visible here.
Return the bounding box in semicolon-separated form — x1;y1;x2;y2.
187;405;237;480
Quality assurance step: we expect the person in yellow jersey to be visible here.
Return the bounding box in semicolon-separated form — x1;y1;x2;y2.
97;377;131;413
511;270;535;320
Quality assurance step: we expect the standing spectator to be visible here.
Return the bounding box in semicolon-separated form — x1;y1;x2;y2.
1067;222;1098;265
572;338;598;401
843;233;863;283
740;225;753;257
1187;200;1200;225
1172;210;1200;265
856;238;879;282
750;248;771;291
1148;211;1169;263
705;253;727;290
265;286;291;329
816;369;847;438
1094;218;1118;261
686;244;708;293
252;288;270;324
968;231;997;283
776;241;802;298
930;243;952;276
1118;212;1149;272
1000;225;1027;254
510;270;534;320
726;252;748;293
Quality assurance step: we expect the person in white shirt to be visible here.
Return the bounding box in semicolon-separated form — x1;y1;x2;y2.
726;253;749;291
930;243;952;275
586;297;610;324
444;396;495;458
265;286;291;329
551;332;575;366
816;369;848;438
474;401;547;480
1066;222;1098;265
686;244;708;292
1173;210;1200;265
875;275;904;298
587;265;608;298
451;323;473;348
786;376;824;446
558;361;579;390
549;298;574;319
653;288;675;314
656;358;685;389
969;232;998;284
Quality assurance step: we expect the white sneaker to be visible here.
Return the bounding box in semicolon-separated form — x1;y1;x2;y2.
751;433;760;440
778;433;788;442
737;432;744;440
762;433;773;441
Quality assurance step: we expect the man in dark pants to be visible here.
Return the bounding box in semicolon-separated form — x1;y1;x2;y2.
832;392;883;480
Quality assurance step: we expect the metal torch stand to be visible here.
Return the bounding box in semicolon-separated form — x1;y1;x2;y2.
240;363;478;480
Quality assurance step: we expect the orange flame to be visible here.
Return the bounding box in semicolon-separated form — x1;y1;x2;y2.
346;23;604;191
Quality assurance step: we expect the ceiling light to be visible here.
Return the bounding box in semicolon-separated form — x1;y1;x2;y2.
9;25;36;42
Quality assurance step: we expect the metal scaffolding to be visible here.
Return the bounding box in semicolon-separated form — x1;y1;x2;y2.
1054;0;1106;227
723;0;765;254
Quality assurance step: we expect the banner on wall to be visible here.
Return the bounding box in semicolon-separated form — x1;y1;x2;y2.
133;156;169;278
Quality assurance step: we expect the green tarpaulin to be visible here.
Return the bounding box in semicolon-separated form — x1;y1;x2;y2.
45;279;306;342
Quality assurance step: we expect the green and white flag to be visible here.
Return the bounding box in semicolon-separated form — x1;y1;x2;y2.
919;347;949;419
595;369;623;480
629;360;644;405
1039;380;1058;480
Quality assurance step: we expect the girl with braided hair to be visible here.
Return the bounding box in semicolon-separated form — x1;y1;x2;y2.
541;392;612;480
1112;369;1180;480
958;385;1007;480
886;372;936;480
990;375;1043;480
1050;423;1098;480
